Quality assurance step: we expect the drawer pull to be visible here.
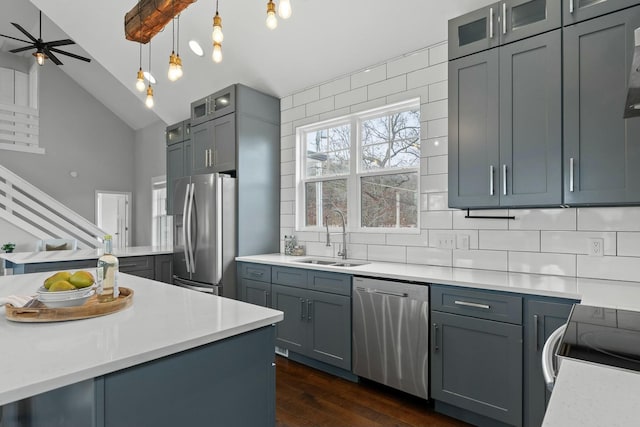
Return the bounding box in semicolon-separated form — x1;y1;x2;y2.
454;300;490;310
433;323;439;351
119;264;138;268
250;271;264;277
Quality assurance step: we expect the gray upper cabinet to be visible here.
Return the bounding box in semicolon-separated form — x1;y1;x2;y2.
449;29;562;208
563;0;640;25
449;0;561;60
166;120;191;213
191;113;236;175
563;6;640;205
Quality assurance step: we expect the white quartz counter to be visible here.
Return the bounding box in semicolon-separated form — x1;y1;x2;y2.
0;272;283;406
236;253;640;305
0;246;173;265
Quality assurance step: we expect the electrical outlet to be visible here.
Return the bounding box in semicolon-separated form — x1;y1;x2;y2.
456;234;470;250
588;238;604;257
437;233;455;249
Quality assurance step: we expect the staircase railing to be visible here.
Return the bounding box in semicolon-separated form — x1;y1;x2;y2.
0;164;106;249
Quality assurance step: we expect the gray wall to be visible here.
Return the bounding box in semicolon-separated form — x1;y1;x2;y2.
133;120;168;246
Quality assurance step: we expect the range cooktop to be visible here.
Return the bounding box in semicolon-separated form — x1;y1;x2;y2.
558;304;640;372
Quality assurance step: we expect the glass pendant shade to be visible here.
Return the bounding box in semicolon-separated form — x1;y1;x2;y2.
212;13;224;43
136;68;146;92
279;0;292;19
145;85;154;108
266;0;278;29
34;50;46;66
168;51;180;81
212;42;222;63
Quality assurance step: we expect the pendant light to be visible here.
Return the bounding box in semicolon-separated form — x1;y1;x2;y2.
135;42;145;91
145;41;154;108
212;0;223;63
175;15;183;78
266;0;278;30
278;0;292;19
167;1;180;81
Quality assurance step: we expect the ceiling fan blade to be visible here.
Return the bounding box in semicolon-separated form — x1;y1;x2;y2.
46;39;75;48
9;46;36;54
11;23;37;42
42;47;63;65
0;33;32;44
49;47;91;63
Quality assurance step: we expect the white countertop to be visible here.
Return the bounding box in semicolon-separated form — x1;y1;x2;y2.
236;253;640;306
0;246;173;265
0;272;283;406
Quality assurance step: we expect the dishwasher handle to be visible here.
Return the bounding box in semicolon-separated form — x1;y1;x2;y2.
542;324;566;392
355;286;408;298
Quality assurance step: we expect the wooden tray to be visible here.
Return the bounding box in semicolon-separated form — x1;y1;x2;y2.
5;287;134;323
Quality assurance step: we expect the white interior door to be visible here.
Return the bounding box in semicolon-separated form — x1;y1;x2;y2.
96;191;131;249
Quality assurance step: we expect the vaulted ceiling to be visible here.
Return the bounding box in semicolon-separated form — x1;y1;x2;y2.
1;0;488;130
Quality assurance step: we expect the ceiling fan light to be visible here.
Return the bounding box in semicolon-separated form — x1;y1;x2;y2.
136;68;146;92
145;85;154;108
33;50;46;66
266;0;278;29
212;42;223;63
212;13;224;44
278;0;292;19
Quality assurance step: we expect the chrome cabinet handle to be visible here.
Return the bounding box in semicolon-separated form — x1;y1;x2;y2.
502;3;507;35
433;323;439;351
543;325;566;392
569;0;574;14
307;300;312;321
372;290;409;298
534;314;540;351
490;165;495;196
454;300;491;310
264;291;269;307
489;8;494;39
503;164;507;196
569;157;575;192
250;271;264;277
300;298;305;320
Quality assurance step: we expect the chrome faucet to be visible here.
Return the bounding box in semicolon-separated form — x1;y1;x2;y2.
325;209;347;260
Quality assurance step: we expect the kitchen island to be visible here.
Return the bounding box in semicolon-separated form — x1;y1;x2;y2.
0;272;283;427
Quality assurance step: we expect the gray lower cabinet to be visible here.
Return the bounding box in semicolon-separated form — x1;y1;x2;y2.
153;254;173;284
431;285;523;427
449;29;562;209
563;5;640;205
523;298;576;427
238;262;272;307
562;0;639;25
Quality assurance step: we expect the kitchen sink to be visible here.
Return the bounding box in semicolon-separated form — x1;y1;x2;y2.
293;258;369;268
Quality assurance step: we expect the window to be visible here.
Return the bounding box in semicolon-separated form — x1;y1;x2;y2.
297;99;420;232
152;177;172;247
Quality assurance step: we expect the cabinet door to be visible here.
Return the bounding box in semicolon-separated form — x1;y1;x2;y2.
191;122;213;175
563;6;640;205
272;284;307;353
524;299;574;427
242;278;271;307
448;3;499;60
563;0;639;25
183;138;192;177
211;113;236;172
154;254;173;284
431;310;523;426
166;122;184;145
448;49;500;208
499;30;562;206
501;0;561;44
306;289;351;370
166;142;185;213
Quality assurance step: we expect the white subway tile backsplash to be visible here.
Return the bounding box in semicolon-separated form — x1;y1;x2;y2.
281;160;295;175
281;105;306;123
429;43;448;65
423;137;448;156
618;232;640;256
281;121;293;137
428;81;448;102
281;214;295;228
305;241;334;257
351;65;387;88
294;231;320;242
453;249;507;271
306;97;335;116
293;87;320;106
319;107;351;121
427;118;448;138
281;201;294;215
350;97;388;114
281;134;295;150
293;115;320;128
421;174;448;193
578;207;640;231
508;252;576;276
452;210;510;230
281;148;295;163
349;233;386;245
428;155;448;175
368;76;407;100
509;209;576;231
387;50;430;77
320;77;350;98
407;247;452;266
407;62;447;89
479;230;540;251
541;231;616;255
422;211;452;229
280;96;293;111
577;255;640;282
281;187;295;202
422;99;448;121
335;87;368;109
281;174;294;189
387;230;428;246
387;87;429;105
347;243;368;260
427;192;449;211
368;245;407;263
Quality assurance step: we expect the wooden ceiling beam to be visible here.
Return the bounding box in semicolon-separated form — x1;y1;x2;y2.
124;0;197;44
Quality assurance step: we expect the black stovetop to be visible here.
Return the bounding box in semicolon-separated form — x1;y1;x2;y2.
558;304;640;372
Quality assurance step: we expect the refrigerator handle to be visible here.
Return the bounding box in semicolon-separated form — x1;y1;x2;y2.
181;182;191;273
214;174;223;285
186;183;195;273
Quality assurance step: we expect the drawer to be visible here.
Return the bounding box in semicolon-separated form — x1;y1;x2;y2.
239;262;271;283
271;266;308;288
308;271;351;296
431;285;522;325
125;269;154;280
119;256;154;273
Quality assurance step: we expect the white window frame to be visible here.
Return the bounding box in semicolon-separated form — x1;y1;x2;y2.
296;98;421;234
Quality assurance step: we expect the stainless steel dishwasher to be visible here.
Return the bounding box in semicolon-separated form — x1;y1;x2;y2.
352;276;430;399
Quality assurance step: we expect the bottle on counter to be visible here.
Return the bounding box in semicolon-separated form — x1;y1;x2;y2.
97;235;119;302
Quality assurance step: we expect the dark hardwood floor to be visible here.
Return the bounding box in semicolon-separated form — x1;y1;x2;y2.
276;356;471;427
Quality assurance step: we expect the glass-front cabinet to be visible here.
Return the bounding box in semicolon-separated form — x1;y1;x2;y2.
563;0;640;25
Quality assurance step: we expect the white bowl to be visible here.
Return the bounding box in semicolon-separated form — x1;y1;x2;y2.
37;289;95;308
36;285;95;302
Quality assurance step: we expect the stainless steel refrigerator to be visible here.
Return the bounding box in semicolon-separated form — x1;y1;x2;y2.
171;173;236;297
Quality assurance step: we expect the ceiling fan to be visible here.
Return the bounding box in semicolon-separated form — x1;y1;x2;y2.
0;11;91;66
